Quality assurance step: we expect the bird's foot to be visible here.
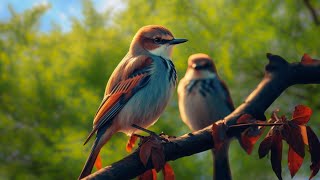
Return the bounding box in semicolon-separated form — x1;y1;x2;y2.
131;124;176;173
131;124;157;136
158;132;176;142
131;124;173;143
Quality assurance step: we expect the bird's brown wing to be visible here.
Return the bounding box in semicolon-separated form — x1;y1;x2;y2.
219;80;235;112
83;56;153;145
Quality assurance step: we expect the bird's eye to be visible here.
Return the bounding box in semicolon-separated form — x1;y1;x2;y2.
154;38;161;43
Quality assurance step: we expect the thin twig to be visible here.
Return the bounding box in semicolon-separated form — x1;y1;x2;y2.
229;122;284;128
131;124;157;135
132;133;145;138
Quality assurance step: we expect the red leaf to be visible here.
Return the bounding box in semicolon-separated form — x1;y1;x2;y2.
288;146;304;178
236;114;264;154
292;105;312;125
211;121;227;151
126;135;139;152
162;163;175;180
307;126;320;179
300;125;309;145
139;136;165;172
301;53;315;65
140;140;154;167
94;153;102;170
281;122;305;158
151;145;165;172
237;114;253;124
259;135;273;158
138;169;157;180
241;127;264;155
271;133;283;180
310;163;320;180
240;133;254;155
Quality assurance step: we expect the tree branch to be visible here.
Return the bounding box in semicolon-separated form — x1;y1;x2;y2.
83;53;320;180
303;0;320;26
84;128;213;179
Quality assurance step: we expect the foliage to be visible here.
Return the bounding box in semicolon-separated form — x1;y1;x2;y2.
258;105;320;180
137;134;175;180
0;0;319;179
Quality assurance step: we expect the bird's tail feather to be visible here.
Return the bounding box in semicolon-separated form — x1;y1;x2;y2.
212;141;231;180
78;138;101;180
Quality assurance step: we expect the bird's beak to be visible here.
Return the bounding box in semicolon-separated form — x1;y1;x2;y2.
168;38;188;45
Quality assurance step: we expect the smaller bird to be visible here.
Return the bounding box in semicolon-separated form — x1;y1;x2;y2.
178;53;234;180
79;25;187;179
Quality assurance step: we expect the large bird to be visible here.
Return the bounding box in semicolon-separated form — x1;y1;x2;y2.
178;53;234;180
79;25;187;179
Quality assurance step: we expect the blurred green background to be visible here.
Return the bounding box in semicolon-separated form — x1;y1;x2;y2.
0;0;319;179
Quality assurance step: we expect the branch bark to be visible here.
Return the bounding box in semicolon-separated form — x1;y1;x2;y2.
83;53;320;180
303;0;320;26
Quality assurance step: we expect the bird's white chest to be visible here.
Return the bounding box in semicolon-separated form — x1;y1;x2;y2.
116;57;176;135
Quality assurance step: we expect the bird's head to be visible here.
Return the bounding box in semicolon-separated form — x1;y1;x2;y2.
185;53;218;79
130;25;187;59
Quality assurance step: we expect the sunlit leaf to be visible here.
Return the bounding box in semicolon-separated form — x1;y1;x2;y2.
291;105;312;125
300;125;308;145
162;163;175;180
235;114;264;154
241;128;264;155
288;146;304;178
301;54;315;65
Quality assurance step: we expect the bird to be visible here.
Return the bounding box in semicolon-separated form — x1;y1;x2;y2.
177;53;234;180
79;25;187;179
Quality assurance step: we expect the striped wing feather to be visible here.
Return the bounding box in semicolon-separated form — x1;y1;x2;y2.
83;56;153;145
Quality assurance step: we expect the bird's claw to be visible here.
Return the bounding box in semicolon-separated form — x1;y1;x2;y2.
131;124;175;143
